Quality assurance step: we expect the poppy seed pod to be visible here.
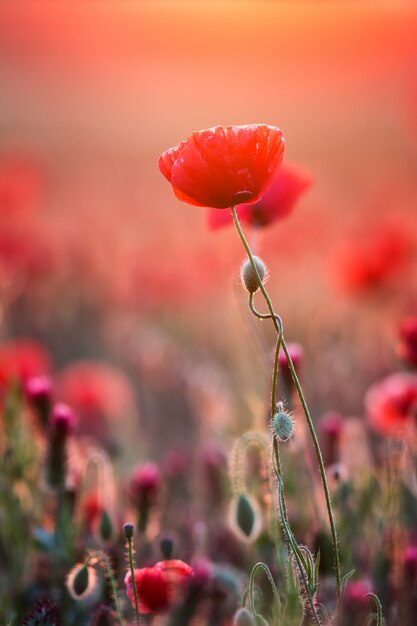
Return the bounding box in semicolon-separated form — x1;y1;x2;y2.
241;257;267;293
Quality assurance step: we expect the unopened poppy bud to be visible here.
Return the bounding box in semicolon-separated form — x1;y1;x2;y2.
25;375;52;427
66;562;97;600
233;608;256;626
273;410;294;442
240;257;267;293
123;522;134;539
99;510;113;542
230;493;262;543
160;535;174;560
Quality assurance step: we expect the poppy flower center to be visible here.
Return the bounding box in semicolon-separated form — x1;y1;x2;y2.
232;190;253;205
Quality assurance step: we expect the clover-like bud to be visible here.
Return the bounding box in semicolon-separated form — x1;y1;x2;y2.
273;410;294;442
240;256;267;293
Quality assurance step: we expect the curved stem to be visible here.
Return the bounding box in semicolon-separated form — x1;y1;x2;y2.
232;206;341;598
249;562;281;616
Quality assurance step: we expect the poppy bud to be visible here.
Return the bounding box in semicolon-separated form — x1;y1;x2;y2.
66;562;97;600
99;510;113;542
123;522;134;540
233;608;256;626
160;535;174;560
230;493;262;543
240;257;267;293
129;462;160;533
273;410;294;442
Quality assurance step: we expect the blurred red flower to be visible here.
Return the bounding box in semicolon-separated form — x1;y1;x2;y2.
207;162;313;230
333;225;409;293
0;339;51;390
365;373;417;437
397;317;417;368
0;156;42;217
57;361;135;422
124;559;193;614
159;125;284;209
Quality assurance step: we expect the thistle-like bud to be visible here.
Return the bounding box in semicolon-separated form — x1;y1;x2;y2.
272;410;294;442
233;607;256;626
240;257;266;293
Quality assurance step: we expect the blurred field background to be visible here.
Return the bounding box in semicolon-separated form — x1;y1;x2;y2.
0;0;416;461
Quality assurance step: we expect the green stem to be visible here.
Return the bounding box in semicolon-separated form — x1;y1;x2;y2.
249;562;281;616
232;206;341;598
127;537;140;625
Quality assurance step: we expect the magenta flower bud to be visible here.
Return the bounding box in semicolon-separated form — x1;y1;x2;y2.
278;342;303;391
25;375;53;427
129;462;161;533
320;411;344;466
50;402;76;436
343;578;373;611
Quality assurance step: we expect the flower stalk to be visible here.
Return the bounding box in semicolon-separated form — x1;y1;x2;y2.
231;205;341;598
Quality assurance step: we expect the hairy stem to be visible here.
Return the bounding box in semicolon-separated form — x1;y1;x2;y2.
231;206;341;598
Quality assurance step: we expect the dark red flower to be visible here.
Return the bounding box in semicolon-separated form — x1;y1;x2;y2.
365;373;417;437
124;559;193;614
159;125;285;209
278;342;303;390
397;317;417;368
207;162;313;229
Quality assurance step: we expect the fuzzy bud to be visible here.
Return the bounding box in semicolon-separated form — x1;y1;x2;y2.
23;599;59;626
233;608;256;626
273;410;294;442
66;562;97;600
123;522;134;540
240;257;266;293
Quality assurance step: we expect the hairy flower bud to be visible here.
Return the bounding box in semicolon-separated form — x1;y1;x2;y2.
273;410;294;442
230;493;262;543
240;257;267;293
233;608;256;626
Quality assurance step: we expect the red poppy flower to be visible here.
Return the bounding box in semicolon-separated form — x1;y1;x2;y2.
333;225;409;293
207;162;313;230
159;125;285;209
0;339;51;390
365;373;417;437
124;559;193;614
397;317;417;368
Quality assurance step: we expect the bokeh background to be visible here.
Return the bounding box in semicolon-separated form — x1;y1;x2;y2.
0;1;416;464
